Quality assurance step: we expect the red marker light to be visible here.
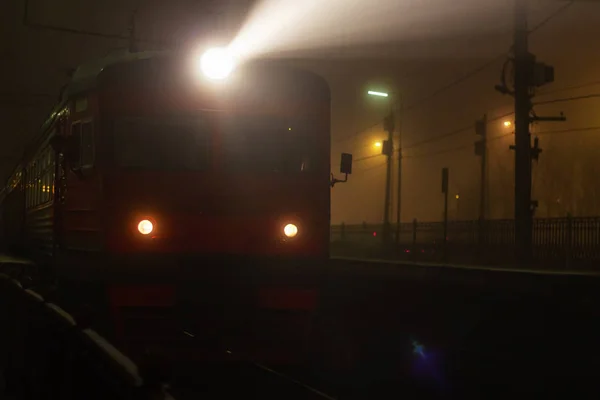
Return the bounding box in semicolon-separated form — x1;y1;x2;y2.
373;231;377;237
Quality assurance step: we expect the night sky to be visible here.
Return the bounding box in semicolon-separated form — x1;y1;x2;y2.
2;0;600;224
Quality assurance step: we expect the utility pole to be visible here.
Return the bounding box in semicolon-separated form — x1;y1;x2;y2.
494;0;562;264
507;0;561;264
475;114;487;221
382;111;395;247
442;168;449;261
513;0;534;264
395;102;402;245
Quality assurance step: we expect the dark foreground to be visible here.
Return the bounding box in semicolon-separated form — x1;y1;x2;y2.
172;258;600;398
2;255;600;399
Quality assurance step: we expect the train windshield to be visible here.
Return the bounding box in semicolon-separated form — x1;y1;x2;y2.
219;115;319;173
114;118;209;170
113;115;322;173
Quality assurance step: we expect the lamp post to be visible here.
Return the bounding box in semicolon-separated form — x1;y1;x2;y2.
367;89;401;248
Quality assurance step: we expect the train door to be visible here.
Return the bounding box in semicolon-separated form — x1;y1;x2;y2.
60;96;103;258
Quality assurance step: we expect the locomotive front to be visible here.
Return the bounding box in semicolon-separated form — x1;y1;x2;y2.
95;52;331;270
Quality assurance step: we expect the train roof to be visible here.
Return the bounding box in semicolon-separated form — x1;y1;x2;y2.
3;50;329;191
33;50;171;149
63;49;170;101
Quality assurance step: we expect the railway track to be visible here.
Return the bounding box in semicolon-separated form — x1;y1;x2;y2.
6;253;600;398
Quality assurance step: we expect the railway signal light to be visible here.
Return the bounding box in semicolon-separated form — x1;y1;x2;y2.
340;153;353;175
331;153;353;187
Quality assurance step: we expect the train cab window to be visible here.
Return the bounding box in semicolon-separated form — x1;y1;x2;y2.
114;118;209;170
220;116;318;173
69;121;94;169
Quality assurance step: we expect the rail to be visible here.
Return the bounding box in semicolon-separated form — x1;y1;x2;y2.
0;272;174;400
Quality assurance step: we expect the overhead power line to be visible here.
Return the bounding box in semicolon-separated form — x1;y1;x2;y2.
536;125;600;136
403;125;472;150
335;1;575;152
354;161;388;176
22;0;170;47
404;54;507;113
401;110;514;151
403;124;600;161
333;52;510;148
529;1;574;34
403;143;472;159
536;80;600;97
533;93;600;106
354;154;381;163
333;121;382;145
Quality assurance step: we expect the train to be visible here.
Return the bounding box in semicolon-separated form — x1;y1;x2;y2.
0;48;354;365
0;48;353;276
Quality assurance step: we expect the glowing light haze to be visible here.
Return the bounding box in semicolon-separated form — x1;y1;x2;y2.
199;47;235;80
229;0;521;61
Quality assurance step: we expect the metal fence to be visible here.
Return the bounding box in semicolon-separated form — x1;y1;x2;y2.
331;217;600;269
0;271;174;400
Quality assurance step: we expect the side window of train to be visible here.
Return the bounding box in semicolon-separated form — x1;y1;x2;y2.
69;120;94;173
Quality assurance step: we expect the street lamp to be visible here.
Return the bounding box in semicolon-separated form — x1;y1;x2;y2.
455;193;461;220
374;141;382;148
368;90;389;97
367;89;397;248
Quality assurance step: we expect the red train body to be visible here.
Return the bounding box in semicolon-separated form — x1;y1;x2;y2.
1;51;332;281
0;51;343;369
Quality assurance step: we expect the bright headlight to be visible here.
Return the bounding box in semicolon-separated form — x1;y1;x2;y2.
137;219;154;235
283;223;298;238
199;47;235;80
